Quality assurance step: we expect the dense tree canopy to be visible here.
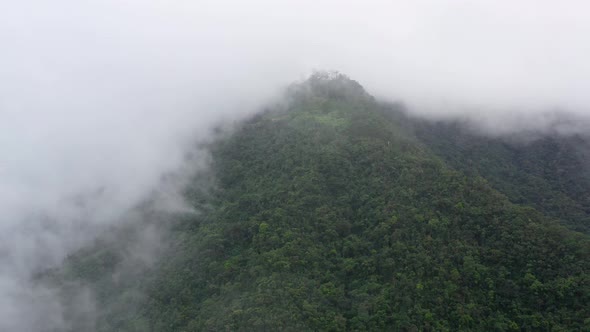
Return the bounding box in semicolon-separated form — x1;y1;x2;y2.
48;74;590;331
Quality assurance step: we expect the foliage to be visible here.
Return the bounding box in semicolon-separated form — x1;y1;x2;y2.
410;120;590;234
49;74;590;331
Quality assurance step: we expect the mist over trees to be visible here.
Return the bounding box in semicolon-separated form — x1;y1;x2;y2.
2;1;590;330
46;75;590;331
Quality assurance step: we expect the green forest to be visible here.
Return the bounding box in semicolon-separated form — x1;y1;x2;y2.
47;73;590;331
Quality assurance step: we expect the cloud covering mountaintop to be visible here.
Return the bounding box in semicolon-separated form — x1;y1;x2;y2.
1;1;589;330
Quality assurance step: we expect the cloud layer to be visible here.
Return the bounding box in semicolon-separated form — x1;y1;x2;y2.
1;0;590;330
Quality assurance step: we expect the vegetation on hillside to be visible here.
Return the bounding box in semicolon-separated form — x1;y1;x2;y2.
409;120;590;234
48;73;590;331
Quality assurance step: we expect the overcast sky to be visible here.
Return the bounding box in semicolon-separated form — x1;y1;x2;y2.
1;0;590;330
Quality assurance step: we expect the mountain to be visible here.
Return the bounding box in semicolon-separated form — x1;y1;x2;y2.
46;73;589;331
403;116;590;235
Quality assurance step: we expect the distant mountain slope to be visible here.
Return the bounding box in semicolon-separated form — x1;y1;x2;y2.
48;73;590;331
409;119;590;234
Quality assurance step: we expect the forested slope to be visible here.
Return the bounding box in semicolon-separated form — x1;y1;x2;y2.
409;119;590;234
49;73;590;331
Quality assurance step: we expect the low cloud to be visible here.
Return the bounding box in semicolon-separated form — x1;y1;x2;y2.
1;0;589;330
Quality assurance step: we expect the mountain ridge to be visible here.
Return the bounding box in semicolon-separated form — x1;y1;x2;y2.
46;75;590;331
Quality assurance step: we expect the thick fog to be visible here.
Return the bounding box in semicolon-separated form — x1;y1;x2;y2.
1;0;590;330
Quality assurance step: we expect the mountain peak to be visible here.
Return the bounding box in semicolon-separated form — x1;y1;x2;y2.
287;70;370;102
308;70;352;81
